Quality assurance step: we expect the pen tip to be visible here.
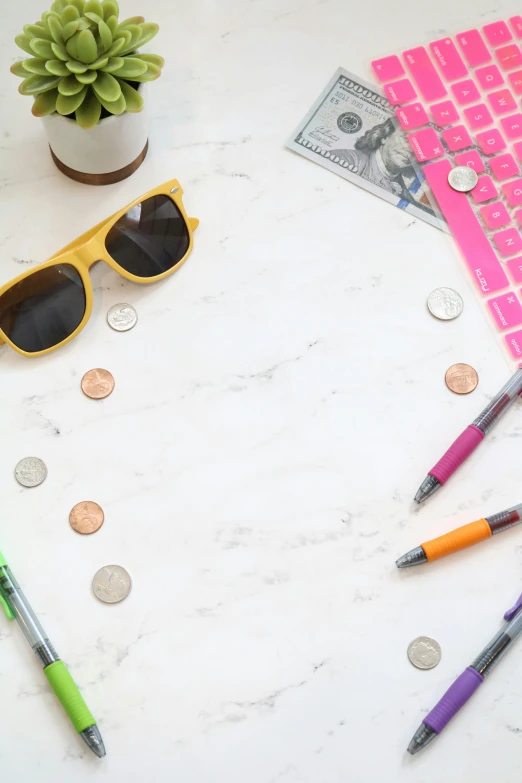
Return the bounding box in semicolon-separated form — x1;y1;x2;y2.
81;725;106;758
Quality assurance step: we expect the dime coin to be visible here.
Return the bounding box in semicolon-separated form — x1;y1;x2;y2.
448;165;478;193
15;457;47;488
81;368;115;399
445;363;479;394
69;501;104;535
107;303;138;332
407;636;442;670
427;287;464;321
92;565;131;604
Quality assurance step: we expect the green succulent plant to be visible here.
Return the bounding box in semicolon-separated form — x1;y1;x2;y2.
10;0;164;129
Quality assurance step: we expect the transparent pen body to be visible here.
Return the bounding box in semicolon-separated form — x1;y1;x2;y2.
488;502;522;535
0;565;59;668
473;368;522;434
471;609;522;678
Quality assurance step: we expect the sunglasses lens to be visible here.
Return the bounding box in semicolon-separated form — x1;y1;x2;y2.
105;195;189;278
0;264;86;353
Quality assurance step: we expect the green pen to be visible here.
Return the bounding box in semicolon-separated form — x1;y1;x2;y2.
0;550;105;757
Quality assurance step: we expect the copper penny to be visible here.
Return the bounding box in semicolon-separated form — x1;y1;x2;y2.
69;501;104;535
81;368;115;399
445;363;479;394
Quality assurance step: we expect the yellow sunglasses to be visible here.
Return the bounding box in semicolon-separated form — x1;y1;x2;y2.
0;178;199;358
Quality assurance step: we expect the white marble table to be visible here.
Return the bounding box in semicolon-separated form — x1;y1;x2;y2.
2;0;522;780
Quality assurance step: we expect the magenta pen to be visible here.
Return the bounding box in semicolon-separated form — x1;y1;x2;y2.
415;368;522;503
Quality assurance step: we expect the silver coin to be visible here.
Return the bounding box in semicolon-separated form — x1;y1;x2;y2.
92;565;132;604
448;165;478;192
14;457;48;488
407;636;442;670
107;303;138;332
427;287;464;321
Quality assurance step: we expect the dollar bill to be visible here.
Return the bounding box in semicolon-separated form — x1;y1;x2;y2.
286;68;447;232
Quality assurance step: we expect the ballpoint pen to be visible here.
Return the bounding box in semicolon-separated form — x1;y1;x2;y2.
0;551;105;758
408;588;522;754
397;500;522;567
415;367;522;504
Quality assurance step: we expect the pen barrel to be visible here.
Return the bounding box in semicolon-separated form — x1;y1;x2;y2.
424;667;483;734
430;425;484;485
422;518;491;561
472;369;522;433
44;661;96;734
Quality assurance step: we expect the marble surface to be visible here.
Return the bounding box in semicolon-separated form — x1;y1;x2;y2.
2;0;522;780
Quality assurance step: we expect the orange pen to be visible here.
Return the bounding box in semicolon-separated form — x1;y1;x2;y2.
396;502;522;567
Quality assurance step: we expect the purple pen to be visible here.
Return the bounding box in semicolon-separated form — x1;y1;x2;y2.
415;368;522;503
408;591;522;754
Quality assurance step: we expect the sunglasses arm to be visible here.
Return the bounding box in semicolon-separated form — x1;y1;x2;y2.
189;217;199;231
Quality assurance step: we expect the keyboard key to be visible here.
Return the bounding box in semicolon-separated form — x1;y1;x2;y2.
489;153;519;180
496;43;522;70
477;128;507;154
429;38;468;81
430;100;459;126
407;127;444;162
471;175;498;203
441;125;472;151
454;150;485;172
488;292;522;330
493;228;522;256
476;64;505;88
487;88;517;114
384;79;417;105
480;201;511;229
505;328;522;358
510;16;522;38
395;103;430;130
422;159;509;294
483;21;513;46
372;55;405;82
451;79;480;105
456;29;492;66
507;257;522;282
508;69;522;93
463;103;494;129
502;178;522;205
513;141;522;161
515;209;522;227
501;113;522;139
403;46;447;101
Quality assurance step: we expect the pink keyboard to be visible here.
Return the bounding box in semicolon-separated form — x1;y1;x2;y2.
372;18;522;363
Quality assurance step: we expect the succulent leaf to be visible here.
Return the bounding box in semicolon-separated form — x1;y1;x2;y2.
75;68;97;83
19;74;61;95
75;86;101;127
96;90;125;114
65;33;80;58
77;17;92;30
117;78;143;111
89;55;109;69
58;73;85;94
129;61;160;82
47;15;63;43
130;52;164;68
51;1;68;13
15;34;35;55
45;59;70;75
117;16;144;29
51;41;69;60
102;0;119;20
105;35;126;57
114;56;147;78
23;57;51;75
65;58;88;73
106;15;118;36
60;5;80;24
69;0;86;12
24;23;53;40
77;29;97;62
118;23;141;53
92;69;120;101
32;88;59;115
30;38;55;59
84;0;103;15
62;20;79;40
56;84;87;114
102;56;123;72
133;23;159;49
10;61;31;77
98;19;112;50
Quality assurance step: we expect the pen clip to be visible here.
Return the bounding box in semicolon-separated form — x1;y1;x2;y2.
504;592;522;621
0;594;14;621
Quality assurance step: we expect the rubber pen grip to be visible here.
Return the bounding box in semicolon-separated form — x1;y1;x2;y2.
425;667;483;733
430;425;485;484
44;660;95;733
422;518;492;561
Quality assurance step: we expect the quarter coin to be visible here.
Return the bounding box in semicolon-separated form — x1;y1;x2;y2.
407;636;442;670
107;303;138;332
69;501;104;535
448;165;478;193
427;287;464;321
445;363;479;394
92;565;131;604
81;368;115;399
14;457;47;488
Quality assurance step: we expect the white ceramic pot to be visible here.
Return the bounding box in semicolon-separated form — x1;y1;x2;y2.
41;86;148;185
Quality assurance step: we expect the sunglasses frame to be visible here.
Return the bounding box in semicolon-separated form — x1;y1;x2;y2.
0;177;199;358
